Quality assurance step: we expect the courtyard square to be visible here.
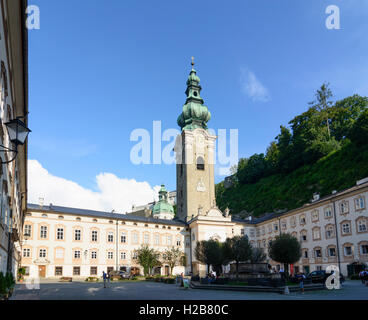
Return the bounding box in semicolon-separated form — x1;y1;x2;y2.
10;280;368;300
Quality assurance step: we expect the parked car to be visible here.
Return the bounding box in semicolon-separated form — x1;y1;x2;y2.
108;270;130;280
289;273;309;284
307;270;345;284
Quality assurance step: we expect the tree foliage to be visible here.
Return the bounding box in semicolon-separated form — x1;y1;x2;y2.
194;239;224;275
223;236;252;279
268;233;301;279
136;245;160;276
163;247;184;276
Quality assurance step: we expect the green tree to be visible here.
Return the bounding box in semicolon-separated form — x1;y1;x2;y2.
237;153;267;184
309;82;333;138
330;95;368;141
163;247;184;276
194;239;224;275
223;236;252;279
268;233;301;280
136;245;160;276
349;109;368;146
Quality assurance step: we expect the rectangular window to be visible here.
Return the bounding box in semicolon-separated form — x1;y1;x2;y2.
240;229;245;235
185;236;190;248
73;267;80;276
39;249;46;258
40;226;47;239
340;202;349;214
74;250;81;259
92;230;98;242
55;249;64;259
121;233;126;243
154;234;160;245
133;233;138;244
57;228;64;240
325;208;332;218
344;246;352;256
273;224;278;232
328;248;336;257
75;229;81;241
107;251;113;260
108;232;114;243
90;267;97;275
355;197;365;210
121;252;126;259
303;250;308;258
342;223;351;235
23;248;30;258
132;251;138;259
361;245;368;254
315;249;322;258
358;220;367;232
312;210;319;221
55;267;63;276
167;235;172;246
176;238;181;246
24;225;31;236
91;251;97;259
144;233;149;244
24;266;30;276
313;229;320;240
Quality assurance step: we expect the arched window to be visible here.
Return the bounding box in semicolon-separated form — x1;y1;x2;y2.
196;156;204;170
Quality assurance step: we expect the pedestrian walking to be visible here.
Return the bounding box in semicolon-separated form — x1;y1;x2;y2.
102;271;107;288
299;273;306;294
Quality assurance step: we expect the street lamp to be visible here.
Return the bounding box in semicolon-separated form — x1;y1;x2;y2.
1;118;31;164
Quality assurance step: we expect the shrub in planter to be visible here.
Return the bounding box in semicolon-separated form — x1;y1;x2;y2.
0;272;6;295
350;274;360;280
5;272;15;290
85;277;99;282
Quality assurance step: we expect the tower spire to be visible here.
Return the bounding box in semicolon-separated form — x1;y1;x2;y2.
177;58;211;131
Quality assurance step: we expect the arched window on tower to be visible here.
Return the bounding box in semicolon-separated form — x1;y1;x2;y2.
196;156;204;171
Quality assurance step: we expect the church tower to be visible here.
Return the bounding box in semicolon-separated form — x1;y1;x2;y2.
175;59;217;222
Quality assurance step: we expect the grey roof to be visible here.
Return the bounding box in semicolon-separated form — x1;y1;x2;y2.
27;203;187;227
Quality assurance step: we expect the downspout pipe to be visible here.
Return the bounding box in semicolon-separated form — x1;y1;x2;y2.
332;201;342;275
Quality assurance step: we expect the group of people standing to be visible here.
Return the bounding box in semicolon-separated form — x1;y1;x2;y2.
359;269;368;285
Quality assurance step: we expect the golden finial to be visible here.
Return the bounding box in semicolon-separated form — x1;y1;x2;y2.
191;56;195;67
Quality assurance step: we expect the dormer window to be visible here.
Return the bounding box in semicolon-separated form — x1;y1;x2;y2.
58;216;64;220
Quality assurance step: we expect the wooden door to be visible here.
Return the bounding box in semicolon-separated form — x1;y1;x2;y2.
165;266;169;276
38;265;46;278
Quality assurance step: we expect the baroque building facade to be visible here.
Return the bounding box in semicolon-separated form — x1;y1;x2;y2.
21;62;368;279
0;0;29;276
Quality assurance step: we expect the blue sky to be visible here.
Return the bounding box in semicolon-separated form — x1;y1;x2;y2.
27;0;368;209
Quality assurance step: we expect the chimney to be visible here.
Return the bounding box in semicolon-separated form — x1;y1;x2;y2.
312;193;320;202
38;197;44;209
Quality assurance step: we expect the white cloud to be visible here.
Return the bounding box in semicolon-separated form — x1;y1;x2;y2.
28;160;161;213
240;68;271;102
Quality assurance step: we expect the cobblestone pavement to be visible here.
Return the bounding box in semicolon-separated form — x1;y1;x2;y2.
10;279;368;300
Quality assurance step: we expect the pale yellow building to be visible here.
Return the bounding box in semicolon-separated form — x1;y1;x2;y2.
0;0;29;277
